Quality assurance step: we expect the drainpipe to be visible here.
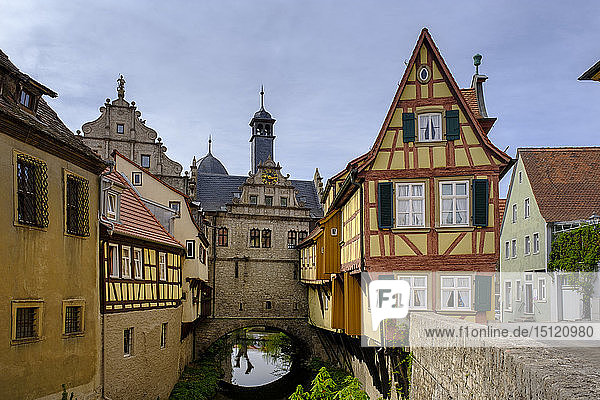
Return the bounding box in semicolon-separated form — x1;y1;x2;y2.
211;215;217;318
350;169;365;271
98;160;114;399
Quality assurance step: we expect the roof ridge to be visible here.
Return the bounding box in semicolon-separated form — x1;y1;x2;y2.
110;170;184;249
519;146;600;152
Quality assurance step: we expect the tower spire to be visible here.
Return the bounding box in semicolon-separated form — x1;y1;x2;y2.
260;85;264;110
208;135;212;154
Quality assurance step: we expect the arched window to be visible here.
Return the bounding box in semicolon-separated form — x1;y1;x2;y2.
250;228;260;248
287;230;297;249
261;229;271;248
217;227;228;247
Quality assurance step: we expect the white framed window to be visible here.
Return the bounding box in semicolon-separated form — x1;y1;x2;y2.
524;198;530;219
511;239;517;258
504;281;512;311
124;327;133;356
141;154;150;169
515;280;522;301
524;236;531;255
398;276;427;309
418;113;442;141
440;181;469;226
133;248;143;279
512;204;517;223
121;246;131;278
504;241;510;260
106;192;118;220
117;123;125;134
440;276;471;310
109;244;119;278
538;278;547;301
396;183;425;227
159;252;167;281
186;240;195;259
533;233;540;254
132;172;142;186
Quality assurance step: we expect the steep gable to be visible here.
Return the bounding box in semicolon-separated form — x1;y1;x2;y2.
360;28;511;175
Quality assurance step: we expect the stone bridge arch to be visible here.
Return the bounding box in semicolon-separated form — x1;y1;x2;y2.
194;317;329;360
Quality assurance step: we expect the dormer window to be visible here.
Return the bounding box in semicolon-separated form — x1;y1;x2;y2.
105;191;119;220
418;113;442;141
19;89;32;109
117;124;125;134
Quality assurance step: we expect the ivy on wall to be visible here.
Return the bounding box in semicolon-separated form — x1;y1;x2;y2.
548;224;600;319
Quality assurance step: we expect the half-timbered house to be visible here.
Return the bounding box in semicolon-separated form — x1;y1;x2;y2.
307;29;513;337
99;169;185;400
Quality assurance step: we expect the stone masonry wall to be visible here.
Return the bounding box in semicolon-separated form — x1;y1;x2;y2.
410;313;600;400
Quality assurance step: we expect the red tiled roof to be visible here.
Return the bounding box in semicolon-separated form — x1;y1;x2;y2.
105;170;184;249
498;198;506;224
459;88;482;119
520;147;600;223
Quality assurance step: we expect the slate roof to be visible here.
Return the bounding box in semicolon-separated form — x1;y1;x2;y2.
105;170;184;249
197;152;228;175
0;49;57;97
196;173;324;218
520;147;600;223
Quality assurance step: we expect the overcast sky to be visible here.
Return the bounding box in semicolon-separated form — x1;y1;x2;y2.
1;1;599;196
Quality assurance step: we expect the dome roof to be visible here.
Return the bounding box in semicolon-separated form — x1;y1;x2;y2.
253;107;273;120
197;152;228;175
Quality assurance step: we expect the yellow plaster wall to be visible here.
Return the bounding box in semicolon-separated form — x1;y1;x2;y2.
405;233;427;255
389;109;403;128
470;147;490;166
390;152;405;170
455;148;469;167
433;82;452;98
417;147;430;169
450;233;472;255
400;84;416;100
372;152;390;170
433;147;446;168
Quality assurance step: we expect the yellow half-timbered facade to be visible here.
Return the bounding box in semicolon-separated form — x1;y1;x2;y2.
99;169;185;400
306;28;513;335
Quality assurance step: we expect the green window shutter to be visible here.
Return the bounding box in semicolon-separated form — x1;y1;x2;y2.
474;275;492;311
445;110;460;140
377;182;393;229
472;179;489;227
402;113;415;143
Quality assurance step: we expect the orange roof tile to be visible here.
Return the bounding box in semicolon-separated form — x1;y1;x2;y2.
105;170;184;249
498;198;506;224
459;88;482;119
520;147;600;223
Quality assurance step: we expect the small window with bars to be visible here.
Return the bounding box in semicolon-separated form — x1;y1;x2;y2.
65;173;90;236
261;229;271;248
298;231;308;242
16;153;49;228
63;304;84;335
16;307;37;339
11;301;43;343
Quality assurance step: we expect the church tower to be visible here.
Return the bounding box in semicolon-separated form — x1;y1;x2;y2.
249;86;276;174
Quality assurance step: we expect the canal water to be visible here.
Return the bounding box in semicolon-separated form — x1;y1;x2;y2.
214;327;308;400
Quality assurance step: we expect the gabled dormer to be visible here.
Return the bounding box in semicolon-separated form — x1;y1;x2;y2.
0;49;57;115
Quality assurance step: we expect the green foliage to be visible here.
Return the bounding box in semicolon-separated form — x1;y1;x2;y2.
548;225;600;272
169;337;228;400
548;224;600;319
61;384;76;400
289;364;369;400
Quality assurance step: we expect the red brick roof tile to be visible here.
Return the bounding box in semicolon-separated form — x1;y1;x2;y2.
105;170;184;249
520;147;600;223
498;198;506;224
459;88;482;119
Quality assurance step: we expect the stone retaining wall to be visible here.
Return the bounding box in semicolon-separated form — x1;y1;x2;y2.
409;313;600;400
